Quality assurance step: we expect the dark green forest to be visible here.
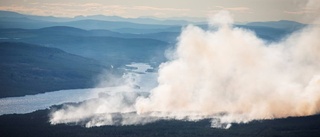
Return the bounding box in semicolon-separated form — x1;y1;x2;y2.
0;109;320;137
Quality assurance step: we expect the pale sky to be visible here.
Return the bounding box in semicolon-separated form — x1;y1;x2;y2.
0;0;319;23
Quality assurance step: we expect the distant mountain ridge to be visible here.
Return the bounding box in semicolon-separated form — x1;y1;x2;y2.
0;10;193;25
0;10;305;33
0;26;179;41
0;17;176;32
246;20;306;31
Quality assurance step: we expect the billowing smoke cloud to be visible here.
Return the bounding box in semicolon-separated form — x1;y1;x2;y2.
50;10;320;128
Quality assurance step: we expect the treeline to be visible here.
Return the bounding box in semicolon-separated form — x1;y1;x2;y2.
0;109;320;137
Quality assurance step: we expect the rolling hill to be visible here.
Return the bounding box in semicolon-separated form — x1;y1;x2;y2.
0;27;171;66
0;42;107;97
0;26;179;42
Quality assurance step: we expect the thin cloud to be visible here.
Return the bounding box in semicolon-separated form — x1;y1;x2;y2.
284;10;308;15
0;3;190;18
284;8;319;15
215;6;252;13
132;6;189;11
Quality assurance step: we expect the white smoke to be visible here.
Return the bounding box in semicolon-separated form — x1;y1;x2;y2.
50;10;320;128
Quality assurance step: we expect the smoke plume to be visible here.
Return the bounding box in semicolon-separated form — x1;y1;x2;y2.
50;10;320;128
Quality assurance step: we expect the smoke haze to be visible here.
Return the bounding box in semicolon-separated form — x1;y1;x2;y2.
50;9;320;128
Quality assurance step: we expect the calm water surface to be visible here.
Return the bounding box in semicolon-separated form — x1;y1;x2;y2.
0;63;157;115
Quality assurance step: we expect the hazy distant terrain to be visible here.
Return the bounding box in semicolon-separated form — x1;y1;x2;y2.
0;10;306;98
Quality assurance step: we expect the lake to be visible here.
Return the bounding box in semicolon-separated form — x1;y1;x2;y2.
0;63;157;115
